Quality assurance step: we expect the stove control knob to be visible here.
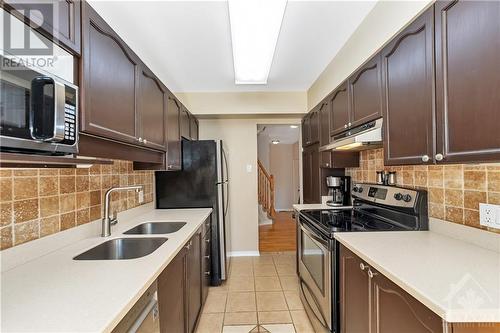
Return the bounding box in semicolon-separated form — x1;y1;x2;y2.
394;193;403;201
402;194;412;202
358;187;363;193
353;187;359;193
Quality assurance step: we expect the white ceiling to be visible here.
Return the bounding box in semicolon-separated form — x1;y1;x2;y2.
258;124;299;144
88;1;376;92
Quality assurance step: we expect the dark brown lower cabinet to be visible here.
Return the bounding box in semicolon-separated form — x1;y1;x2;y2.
157;247;186;333
201;230;211;302
158;222;210;333
340;245;500;333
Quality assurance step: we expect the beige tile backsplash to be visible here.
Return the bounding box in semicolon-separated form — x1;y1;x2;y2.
345;149;500;234
0;161;154;250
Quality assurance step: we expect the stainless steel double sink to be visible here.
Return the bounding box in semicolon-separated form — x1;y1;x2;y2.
73;222;186;260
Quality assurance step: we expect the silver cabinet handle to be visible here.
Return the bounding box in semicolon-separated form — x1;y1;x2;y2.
325;163;329;167
168;164;173;170
205;238;210;243
143;139;147;144
138;137;143;143
204;271;211;276
348;122;352;127
435;153;444;161
421;155;430;162
204;255;210;260
368;269;378;279
344;124;348;129
360;263;368;271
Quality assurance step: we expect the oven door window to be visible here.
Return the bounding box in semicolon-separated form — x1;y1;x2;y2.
301;230;325;294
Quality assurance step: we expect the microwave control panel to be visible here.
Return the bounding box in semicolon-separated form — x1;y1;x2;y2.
62;86;77;145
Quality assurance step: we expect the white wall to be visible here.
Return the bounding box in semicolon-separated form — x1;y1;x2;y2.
270;143;297;211
307;0;432;109
199;117;301;255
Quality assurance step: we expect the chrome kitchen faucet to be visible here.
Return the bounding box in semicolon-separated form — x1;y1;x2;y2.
101;185;144;237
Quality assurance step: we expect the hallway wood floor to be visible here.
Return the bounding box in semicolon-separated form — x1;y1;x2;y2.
259;212;297;253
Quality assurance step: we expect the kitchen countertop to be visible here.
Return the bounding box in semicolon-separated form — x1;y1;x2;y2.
292;203;352;211
334;231;500;323
0;207;212;333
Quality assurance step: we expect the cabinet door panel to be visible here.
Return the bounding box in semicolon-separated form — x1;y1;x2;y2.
302;151;312;204
81;3;139;144
382;7;434;165
157;248;186;333
371;272;443;333
435;0;500;162
302;117;311;146
309;111;320;145
180;108;191;140
190;116;199;141
340;245;369;333
166;95;182;170
139;68;166;150
202;230;211;303
4;0;81;54
330;83;350;136
349;55;383;127
187;229;202;333
310;145;320;203
319;102;330;147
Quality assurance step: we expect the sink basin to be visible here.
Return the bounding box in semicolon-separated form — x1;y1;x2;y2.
73;237;167;260
123;222;187;235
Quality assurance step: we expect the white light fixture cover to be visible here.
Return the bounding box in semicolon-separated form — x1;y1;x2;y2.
271;139;280;145
228;0;287;84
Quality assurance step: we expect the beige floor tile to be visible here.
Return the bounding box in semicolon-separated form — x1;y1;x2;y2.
228;275;255;292
195;313;224;333
283;291;303;310
222;325;257;333
231;257;255;265
275;264;296;276
290;310;315;333
279;276;299;291
210;283;229;293
203;291;228;313
253;256;275;265
226;292;257;312
258;311;292;324
231;263;254;277
272;254;296;266
261;324;296;333
254;264;278;277
224;312;258;325
255;276;282;291
256;292;288;311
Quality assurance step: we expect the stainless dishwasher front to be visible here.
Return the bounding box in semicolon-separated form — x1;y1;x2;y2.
112;282;160;333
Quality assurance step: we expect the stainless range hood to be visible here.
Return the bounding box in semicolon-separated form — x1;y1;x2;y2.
320;118;383;152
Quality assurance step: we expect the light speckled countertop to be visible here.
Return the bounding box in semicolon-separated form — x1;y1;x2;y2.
334;231;500;322
1;207;212;333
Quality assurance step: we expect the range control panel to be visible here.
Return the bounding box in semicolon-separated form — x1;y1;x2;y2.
352;183;419;208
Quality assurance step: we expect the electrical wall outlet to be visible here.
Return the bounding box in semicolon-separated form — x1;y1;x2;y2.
479;203;500;228
138;190;145;204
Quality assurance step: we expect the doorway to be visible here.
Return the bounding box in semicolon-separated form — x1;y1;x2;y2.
257;124;300;252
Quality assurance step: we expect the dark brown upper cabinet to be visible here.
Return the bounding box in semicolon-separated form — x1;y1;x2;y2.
348;54;383;128
180;107;191;140
138;66;167;151
80;2;140;145
302;110;320;147
382;6;435;166
435;0;500;163
319;100;331;147
302;144;320;204
190;116;199;141
4;0;81;55
329;82;350;136
166;94;182;171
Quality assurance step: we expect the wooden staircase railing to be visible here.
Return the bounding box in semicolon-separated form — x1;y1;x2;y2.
258;160;276;219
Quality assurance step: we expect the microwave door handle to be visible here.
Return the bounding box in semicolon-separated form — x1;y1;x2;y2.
30;77;65;142
50;81;66;142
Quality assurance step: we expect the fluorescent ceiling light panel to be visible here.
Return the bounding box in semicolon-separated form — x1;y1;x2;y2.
228;0;287;84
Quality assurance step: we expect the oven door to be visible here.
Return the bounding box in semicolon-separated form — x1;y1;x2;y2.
298;218;332;332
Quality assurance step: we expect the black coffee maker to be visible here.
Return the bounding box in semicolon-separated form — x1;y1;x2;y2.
326;176;350;207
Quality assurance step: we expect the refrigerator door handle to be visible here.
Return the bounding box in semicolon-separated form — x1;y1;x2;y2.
217;182;227;280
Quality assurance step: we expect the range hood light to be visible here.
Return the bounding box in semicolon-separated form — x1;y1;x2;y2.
335;142;364;150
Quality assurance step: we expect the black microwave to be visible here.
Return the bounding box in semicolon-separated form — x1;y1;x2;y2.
0;10;78;155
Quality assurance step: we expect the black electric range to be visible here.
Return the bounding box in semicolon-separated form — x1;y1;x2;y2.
299;183;429;239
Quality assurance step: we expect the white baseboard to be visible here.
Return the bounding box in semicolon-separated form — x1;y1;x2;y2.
229;251;260;257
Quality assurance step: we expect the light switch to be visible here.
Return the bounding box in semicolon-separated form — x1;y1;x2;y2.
246;164;252;173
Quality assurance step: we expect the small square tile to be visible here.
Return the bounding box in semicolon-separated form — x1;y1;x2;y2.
59;176;76;194
464;191;486;210
283;291;303;310
258;311;292;324
228;276;255;292
40;215;60;237
255;276;282;291
445;206;464;224
444;189;463;207
224;312;258;325
1;202;12;227
275;265;295;276
60;212;76;230
195;313;224;333
76;192;90;209
40;196;59;217
464;171;486;191
76;176;90;192
14;220;39;245
203;291;227;313
226;292;256;313
13;199;39;223
254;264;277;277
13;177;38;200
290;310;315;333
76;208;90;225
1;226;13;250
279;276;299;291
39;177;58;196
0;178;12;202
60;194;76;213
256;292;287;311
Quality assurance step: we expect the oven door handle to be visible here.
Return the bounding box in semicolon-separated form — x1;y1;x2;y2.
299;219;332;251
299;277;329;328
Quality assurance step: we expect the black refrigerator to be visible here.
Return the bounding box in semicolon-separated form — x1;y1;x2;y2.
155;140;230;285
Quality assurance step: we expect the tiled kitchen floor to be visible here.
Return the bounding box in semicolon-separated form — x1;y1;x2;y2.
195;252;315;333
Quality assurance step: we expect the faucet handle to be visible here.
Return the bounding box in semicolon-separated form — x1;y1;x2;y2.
110;210;118;225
